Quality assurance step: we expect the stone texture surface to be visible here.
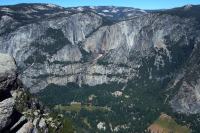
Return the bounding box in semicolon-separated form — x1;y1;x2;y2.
0;97;14;132
0;53;65;132
10;115;27;131
16;121;35;133
0;53;17;95
39;118;47;128
0;53;16;132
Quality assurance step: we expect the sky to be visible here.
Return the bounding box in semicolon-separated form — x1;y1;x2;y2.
0;0;200;9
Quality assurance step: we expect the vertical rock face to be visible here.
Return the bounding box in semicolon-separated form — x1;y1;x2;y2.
170;81;200;114
0;12;102;64
0;53;71;132
170;40;200;114
3;12;195;94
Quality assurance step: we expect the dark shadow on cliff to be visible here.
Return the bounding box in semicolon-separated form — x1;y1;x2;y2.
0;92;12;102
2;110;28;133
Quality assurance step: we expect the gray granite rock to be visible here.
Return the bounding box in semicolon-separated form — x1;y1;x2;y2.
0;97;14;132
0;53;17;95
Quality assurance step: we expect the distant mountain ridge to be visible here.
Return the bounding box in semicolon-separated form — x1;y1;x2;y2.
65;6;159;20
0;3;159;36
0;3;159;21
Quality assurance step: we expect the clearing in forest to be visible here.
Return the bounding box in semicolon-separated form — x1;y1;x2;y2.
148;114;190;133
54;104;110;113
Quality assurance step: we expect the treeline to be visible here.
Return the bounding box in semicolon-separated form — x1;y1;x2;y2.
35;81;166;132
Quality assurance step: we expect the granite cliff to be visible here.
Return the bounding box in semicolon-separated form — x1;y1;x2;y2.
0;3;200;116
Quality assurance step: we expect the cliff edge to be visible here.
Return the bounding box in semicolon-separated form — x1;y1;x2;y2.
0;53;73;133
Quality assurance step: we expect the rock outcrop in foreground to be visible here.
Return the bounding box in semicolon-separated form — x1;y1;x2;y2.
0;53;72;133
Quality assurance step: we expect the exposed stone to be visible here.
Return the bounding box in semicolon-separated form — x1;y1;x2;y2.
39;118;47;128
7;12;194;94
0;97;14;132
10;116;27;131
0;53;17;95
170;80;200;114
97;122;106;130
112;91;123;97
0;53;65;132
0;53;16;132
33;117;40;127
16;121;35;133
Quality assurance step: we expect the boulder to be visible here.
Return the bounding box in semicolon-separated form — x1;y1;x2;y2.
0;97;14;132
39;118;47;129
16;121;35;133
0;53;17;95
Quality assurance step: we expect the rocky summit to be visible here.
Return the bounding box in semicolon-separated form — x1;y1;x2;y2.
0;3;200;132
